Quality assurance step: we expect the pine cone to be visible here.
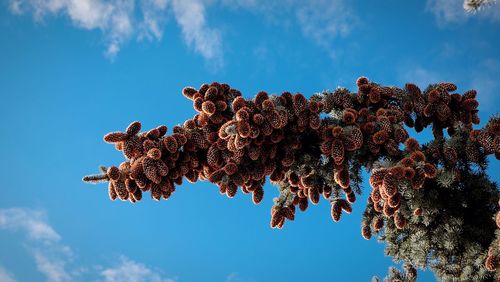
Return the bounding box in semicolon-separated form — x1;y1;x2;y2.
331;201;342;222
413;208;423;216
362;225;372;240
373;217;384;231
382;174;399;197
334;169;350;189
394;212;406;229
465;142;480;163
485;255;498;272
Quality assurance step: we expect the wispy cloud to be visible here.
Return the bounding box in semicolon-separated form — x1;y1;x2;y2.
0;266;16;282
295;0;357;60
0;208;60;242
100;256;176;282
9;0;139;58
6;0;220;62
7;0;356;64
138;0;169;42
171;0;223;68
426;0;470;24
295;0;355;46
33;251;72;282
220;0;358;59
9;0;222;62
0;208;176;282
426;0;500;25
0;208;72;282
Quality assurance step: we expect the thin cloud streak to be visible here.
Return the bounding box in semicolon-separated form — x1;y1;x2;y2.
171;0;223;68
0;208;176;282
0;266;16;282
0;208;61;242
219;0;358;60
7;0;222;63
7;0;358;65
0;208;74;282
100;256;176;282
33;251;72;282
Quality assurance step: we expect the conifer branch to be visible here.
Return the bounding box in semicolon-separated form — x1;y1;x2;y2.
464;0;498;12
83;78;500;280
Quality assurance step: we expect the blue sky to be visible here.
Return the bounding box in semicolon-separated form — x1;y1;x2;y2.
0;0;499;281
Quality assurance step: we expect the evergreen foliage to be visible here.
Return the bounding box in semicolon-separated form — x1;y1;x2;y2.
84;78;500;281
464;0;498;12
373;263;418;282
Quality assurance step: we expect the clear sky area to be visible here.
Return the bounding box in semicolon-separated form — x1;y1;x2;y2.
1;1;499;281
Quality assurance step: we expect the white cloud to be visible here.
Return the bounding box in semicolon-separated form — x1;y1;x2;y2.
426;0;469;24
9;0;23;14
295;0;355;45
0;208;176;282
220;0;357;59
0;208;61;242
138;0;169;41
0;266;17;282
100;256;176;282
171;0;223;67
8;0;137;58
7;0;224;63
33;251;72;282
220;0;258;9
426;0;500;25
0;208;73;282
8;0;222;62
8;0;357;64
7;0;171;59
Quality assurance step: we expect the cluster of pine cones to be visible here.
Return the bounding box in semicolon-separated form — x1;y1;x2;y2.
84;78;498;231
